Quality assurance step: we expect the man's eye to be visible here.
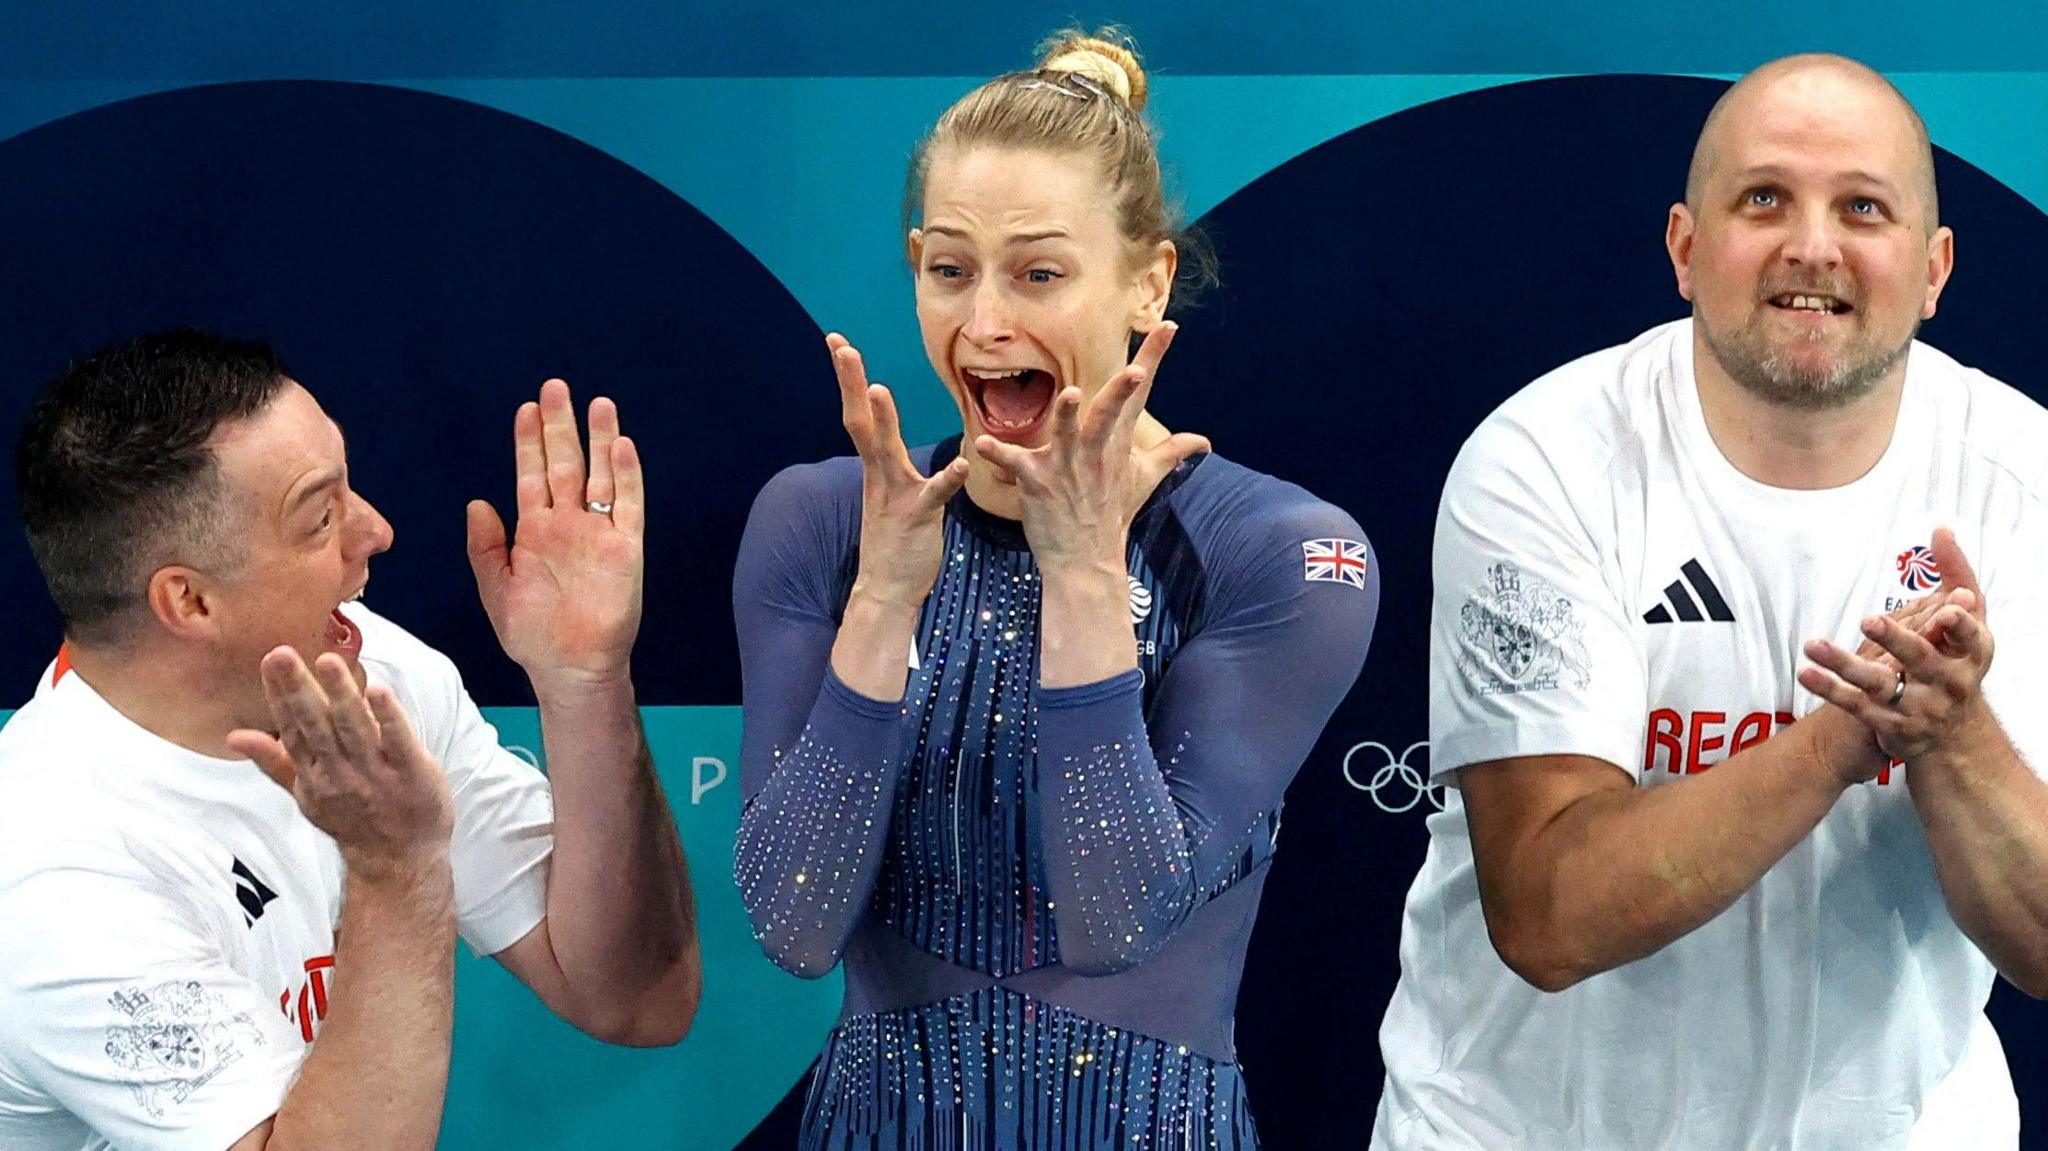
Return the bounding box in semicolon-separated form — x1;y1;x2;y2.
1025;268;1061;285
1747;189;1778;208
1849;197;1881;216
930;263;964;279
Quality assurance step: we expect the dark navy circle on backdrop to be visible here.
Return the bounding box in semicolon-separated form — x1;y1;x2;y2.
1159;73;2048;1150
0;80;842;706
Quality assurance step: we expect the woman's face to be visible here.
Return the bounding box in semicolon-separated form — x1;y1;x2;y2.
910;144;1173;453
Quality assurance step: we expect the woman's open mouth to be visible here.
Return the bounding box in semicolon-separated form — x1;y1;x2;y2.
962;367;1056;441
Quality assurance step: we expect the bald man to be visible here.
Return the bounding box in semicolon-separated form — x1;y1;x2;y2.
1372;55;2048;1150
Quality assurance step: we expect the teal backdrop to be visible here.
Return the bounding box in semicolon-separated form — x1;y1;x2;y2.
453;707;840;1149
4;3;2048;1147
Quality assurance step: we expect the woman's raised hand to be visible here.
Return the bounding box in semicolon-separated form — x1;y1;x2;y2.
973;323;1210;575
832;333;970;607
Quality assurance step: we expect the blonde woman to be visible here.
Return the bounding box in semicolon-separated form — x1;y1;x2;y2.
734;32;1378;1149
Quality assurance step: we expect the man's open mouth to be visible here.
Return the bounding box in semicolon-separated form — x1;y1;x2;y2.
326;608;362;657
327;581;367;657
1767;292;1853;316
962;367;1056;438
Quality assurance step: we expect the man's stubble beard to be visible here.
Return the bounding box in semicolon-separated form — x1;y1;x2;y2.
1696;305;1915;412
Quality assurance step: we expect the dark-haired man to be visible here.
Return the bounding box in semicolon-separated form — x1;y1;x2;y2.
0;331;700;1150
1375;55;2048;1149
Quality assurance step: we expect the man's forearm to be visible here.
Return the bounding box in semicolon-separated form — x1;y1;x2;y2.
534;674;700;1033
1479;712;1866;991
1910;710;2048;997
263;857;455;1151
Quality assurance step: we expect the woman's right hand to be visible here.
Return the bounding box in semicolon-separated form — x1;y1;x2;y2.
831;333;969;609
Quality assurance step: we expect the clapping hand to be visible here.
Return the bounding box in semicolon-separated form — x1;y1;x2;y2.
1800;528;1995;764
228;649;452;878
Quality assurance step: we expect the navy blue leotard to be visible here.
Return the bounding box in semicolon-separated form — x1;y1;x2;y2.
734;438;1377;1149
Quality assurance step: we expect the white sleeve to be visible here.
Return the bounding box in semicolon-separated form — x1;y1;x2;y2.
0;868;301;1151
1428;416;1646;783
441;695;555;956
380;640;555;958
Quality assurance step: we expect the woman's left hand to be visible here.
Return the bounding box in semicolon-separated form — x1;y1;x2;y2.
973;323;1211;576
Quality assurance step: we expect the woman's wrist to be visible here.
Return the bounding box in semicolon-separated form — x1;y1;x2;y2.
1037;561;1138;689
1035;536;1128;586
848;574;933;613
1036;559;1128;604
830;586;925;702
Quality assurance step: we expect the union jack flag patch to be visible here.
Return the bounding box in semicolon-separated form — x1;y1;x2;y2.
1302;538;1370;589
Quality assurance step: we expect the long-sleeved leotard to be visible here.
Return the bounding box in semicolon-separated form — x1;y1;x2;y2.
734;437;1377;1150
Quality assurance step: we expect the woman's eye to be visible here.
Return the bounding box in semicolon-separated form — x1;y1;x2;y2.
1025;268;1061;284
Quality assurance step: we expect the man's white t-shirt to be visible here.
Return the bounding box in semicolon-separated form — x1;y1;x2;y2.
1374;320;2048;1150
0;604;554;1151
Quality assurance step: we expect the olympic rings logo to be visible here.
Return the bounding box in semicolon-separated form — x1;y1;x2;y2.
1342;740;1445;814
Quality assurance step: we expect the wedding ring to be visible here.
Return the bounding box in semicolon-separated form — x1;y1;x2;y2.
1888;673;1906;707
586;500;613;515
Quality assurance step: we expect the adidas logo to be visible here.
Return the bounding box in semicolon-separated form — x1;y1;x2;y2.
1643;559;1734;624
232;857;279;927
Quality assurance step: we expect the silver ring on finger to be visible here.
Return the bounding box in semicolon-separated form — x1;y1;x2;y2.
1888;672;1907;708
586;500;613;516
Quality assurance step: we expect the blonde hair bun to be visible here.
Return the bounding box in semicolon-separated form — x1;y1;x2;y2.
1039;33;1148;113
